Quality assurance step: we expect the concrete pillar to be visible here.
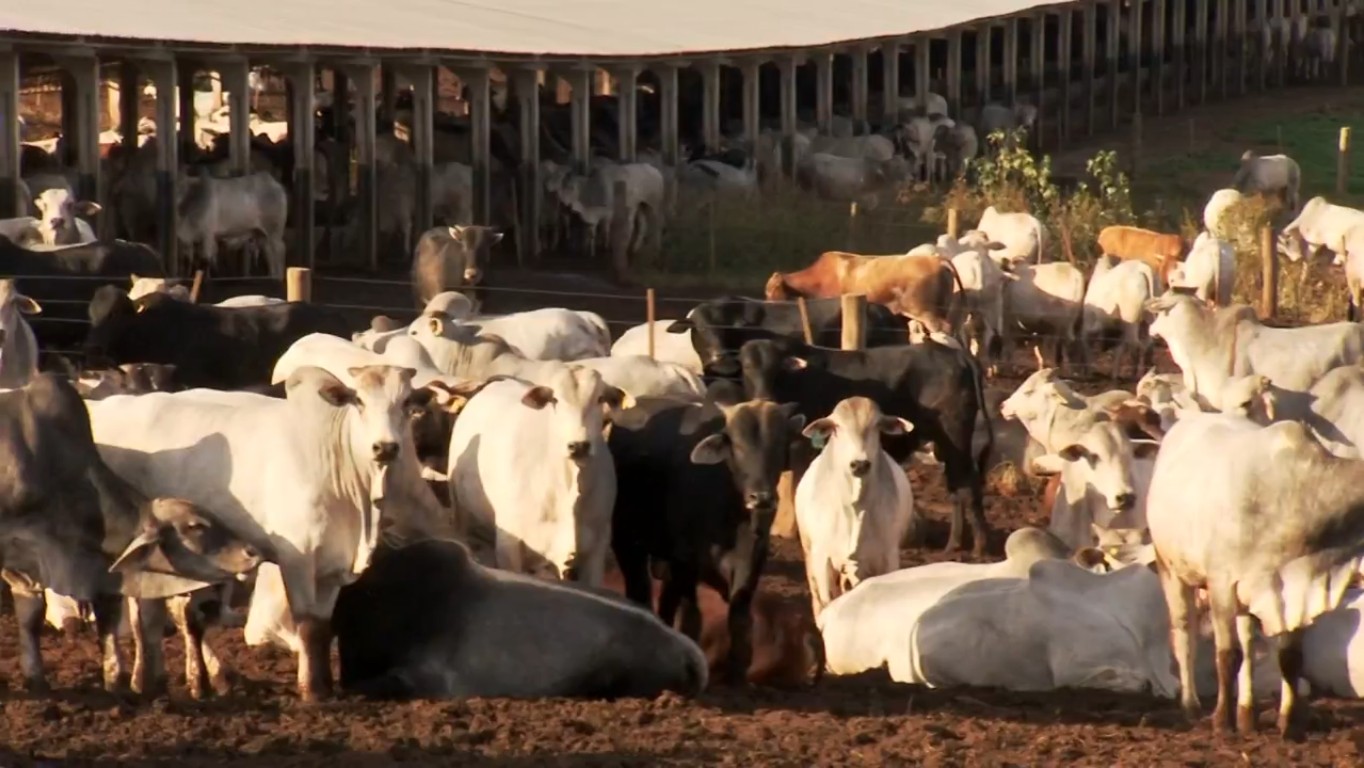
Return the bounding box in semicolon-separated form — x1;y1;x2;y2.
344;62;379;272
915;35;931;111
1173;0;1188;109
975;26;992;104
119;61;140;155
701;60;722;149
1031;13;1046;145
569;67;592;171
1195;0;1210;104
946;31;963;119
178;64;197;154
1273;0;1287;87
465;66;491;226
331;69;350;144
1108;0;1122;129
1216;0;1229;98
882;41;901;121
850;49;869;128
1130;0;1144;114
380;68;397;124
285;61;318;268
145;58;180;274
1235;0;1250;94
0;50;20;218
56;55;100;205
512;67;541;266
615;65;640;162
1004;17;1020;104
1153;0;1168;114
780;55;799;139
658;64;680;168
1084;3;1098;135
220;59;251;175
814;52;833;133
741;60;761;151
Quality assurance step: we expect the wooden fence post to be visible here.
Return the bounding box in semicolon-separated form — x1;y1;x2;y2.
645;288;656;360
189;269;205;303
840;293;867;350
1338;126;1352;196
947;207;960;239
287;266;312;303
609;179;631;280
1261;225;1277;319
796;296;814;343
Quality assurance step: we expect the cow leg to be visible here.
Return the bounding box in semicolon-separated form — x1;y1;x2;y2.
127;597;168;697
11;586;48;692
1155;554;1201;720
1207;590;1241;735
658;566;699;638
613;544;652;608
724;586;756;685
297;615;335;702
1235;613;1256;733
167;593;214;700
92;592;129;693
1276;628;1306;739
494;528;525;574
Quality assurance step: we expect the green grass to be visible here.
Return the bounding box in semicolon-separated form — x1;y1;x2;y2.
1137;104;1364;219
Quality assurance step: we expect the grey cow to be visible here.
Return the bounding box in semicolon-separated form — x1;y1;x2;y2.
410;224;503;311
0;373;268;694
332;537;708;699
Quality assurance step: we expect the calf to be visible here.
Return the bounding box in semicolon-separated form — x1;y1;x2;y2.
796;397;917;617
976;205;1046;264
609;392;805;683
32;187;99;245
1096;225;1184;283
83;286;352;390
177;171;287;277
738;336;991;554
763;251;964;334
449;368;626;584
1078;256;1157;381
668;296;910;376
0;279;42;388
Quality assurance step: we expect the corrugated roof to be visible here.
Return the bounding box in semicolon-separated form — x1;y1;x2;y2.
0;1;1059;58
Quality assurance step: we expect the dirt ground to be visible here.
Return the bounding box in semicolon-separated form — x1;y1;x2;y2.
9;94;1364;766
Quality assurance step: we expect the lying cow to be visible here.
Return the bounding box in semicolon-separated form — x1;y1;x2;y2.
331;538;708;700
763;250;964;334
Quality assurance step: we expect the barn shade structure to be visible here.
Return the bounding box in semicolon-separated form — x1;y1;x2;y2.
0;0;1355;273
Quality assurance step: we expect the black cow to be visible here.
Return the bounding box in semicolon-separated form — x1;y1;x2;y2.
667;296;910;376
0;236;163;351
82;286;353;390
333;538;707;700
608;388;804;683
737;337;993;555
0;374;267;693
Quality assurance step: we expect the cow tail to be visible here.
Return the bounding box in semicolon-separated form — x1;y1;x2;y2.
942;259;970;348
964;338;994;482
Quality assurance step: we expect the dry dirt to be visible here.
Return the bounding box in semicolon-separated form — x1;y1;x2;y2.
9;93;1364;767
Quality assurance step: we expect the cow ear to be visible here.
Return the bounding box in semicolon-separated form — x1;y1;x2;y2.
666;318;693;334
109;527;162;573
521;386;556;410
1028;454;1066;476
1057;444;1094;463
447;225;465;241
15;295;41;315
489;231;504;246
317;380;359;407
1072;547;1111;572
879;416;914;435
782;356;808;371
801;418;836;441
426;316;445;336
75;201;102;217
599;385;635;412
777;402;806;432
689;433;730;465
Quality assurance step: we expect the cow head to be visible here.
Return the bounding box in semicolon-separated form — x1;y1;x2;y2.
33;188;99;245
517;365;633;463
802;395;911;495
112;497;273;600
690;398;805;531
405;377;488;471
1089;523;1156;569
667;299;763;377
442;225;502;287
289;364;422;466
998;368;1077;424
420;290;476;320
763;272;790;301
1275;227;1312;263
1030;424;1159;515
85;285;156;366
1218;374;1278;423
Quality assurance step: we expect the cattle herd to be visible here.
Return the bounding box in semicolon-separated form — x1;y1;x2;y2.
7;102;1364;749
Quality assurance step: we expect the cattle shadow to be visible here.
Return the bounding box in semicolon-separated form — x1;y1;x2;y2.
0;747;725;767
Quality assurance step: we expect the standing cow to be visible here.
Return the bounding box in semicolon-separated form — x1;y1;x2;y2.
410;225;504;311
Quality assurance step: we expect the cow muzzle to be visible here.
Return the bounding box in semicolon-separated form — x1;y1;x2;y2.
567;440;591;460
462;268;483;285
1111;492;1137;512
372;441;400;463
744;491;775;511
849;459;872;478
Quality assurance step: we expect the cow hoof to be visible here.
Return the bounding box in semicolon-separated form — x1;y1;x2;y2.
132;674;167;698
186;682;207;701
1236;706;1256;734
22;677;50;694
1277;714;1302;741
942;539;964;554
210;673;232;698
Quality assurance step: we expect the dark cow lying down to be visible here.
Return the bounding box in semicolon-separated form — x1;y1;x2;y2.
0;374;268;693
82;286;353;390
332;538;708;700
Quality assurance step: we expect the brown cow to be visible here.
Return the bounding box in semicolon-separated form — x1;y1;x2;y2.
1096;225;1185;283
764;251;965;333
601;567;823;689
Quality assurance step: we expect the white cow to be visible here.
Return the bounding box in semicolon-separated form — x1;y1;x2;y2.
0;280;41;389
976;205;1047;265
84;365;449;700
1301;590;1364;697
999;369;1160;549
1202;188;1244;240
410;307;609;362
551;162;666;257
0;216;43;246
1168;232;1235;307
945;231;1013;374
449;369;625;584
1000;260;1086;372
1079;256;1157;381
795;397;917;618
807;133;897;162
177;171;288;278
1147;292;1364;409
32;188;99;245
1146;414;1364;735
127;275;285;307
819;527;1103;679
271;332;475;393
793;153;909;206
611;320;704;374
1232;150;1301;210
1278;195;1364;267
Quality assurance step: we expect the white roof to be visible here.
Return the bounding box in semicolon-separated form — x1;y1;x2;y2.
1;1;1060;58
